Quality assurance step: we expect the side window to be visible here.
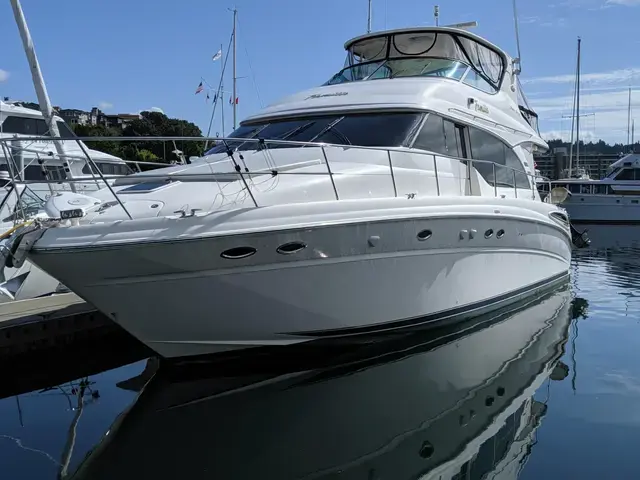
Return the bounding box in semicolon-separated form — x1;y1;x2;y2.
2;116;50;135
505;148;530;188
615;169;635;180
462;70;498;94
468;126;529;188
413;114;446;154
413;113;463;157
23;165;47;181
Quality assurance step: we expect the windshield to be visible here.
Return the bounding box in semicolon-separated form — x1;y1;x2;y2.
325;58;468;85
204;112;424;155
339;31;505;93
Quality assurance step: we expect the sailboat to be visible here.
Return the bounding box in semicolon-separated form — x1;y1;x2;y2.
560;37;591;181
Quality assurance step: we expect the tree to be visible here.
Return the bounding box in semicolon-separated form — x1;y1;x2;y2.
72;124;123;157
121;111;204;163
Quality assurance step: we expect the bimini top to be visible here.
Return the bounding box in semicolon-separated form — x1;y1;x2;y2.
339;27;509;93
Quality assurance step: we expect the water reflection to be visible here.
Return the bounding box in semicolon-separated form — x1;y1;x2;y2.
70;288;575;480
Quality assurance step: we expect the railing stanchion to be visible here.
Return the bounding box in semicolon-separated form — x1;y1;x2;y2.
321;146;339;200
433;155;440;196
74;139;133;220
493;163;498;197
221;139;258;207
387;150;398;197
513;170;518;198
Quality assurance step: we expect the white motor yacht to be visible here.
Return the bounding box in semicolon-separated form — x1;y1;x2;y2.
1;26;577;358
546;153;640;224
0;100;133;198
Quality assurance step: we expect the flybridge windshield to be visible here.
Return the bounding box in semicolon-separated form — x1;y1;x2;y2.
331;31;505;93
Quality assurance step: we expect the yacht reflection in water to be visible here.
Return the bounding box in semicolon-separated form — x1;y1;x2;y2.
71;289;576;480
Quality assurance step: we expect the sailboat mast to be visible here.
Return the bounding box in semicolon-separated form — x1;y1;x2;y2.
367;0;372;33
627;87;632;151
9;0;76;190
575;37;581;170
220;42;225;137
232;7;238;130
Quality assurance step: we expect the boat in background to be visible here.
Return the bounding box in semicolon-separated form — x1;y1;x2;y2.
0;100;133;197
545;153;640;224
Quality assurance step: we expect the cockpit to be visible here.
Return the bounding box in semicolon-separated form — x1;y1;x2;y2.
324;29;506;95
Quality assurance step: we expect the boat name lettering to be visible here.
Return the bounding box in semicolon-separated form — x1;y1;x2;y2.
305;92;348;100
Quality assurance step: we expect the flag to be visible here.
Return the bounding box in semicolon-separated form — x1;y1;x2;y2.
195;82;204;94
212;49;222;61
229;96;238;105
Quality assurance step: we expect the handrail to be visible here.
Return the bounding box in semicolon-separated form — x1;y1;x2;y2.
0;135;540;216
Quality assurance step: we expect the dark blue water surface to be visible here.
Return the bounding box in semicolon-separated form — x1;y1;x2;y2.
1;224;640;479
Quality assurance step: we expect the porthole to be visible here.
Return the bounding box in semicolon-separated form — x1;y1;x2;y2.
497;386;505;396
220;246;257;259
417;229;432;241
485;396;495;407
419;441;434;459
484;229;493;238
276;241;307;255
496;229;505;239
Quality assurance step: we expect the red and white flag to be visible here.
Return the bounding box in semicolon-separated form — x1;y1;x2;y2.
229;96;238;105
195;82;204;94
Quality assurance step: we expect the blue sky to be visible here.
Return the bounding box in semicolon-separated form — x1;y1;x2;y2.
1;0;640;143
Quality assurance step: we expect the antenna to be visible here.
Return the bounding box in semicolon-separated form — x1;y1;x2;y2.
434;5;439;26
367;0;372;33
512;0;522;75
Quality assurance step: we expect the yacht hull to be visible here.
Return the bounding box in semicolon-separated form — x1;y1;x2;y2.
25;199;572;358
560;196;640;224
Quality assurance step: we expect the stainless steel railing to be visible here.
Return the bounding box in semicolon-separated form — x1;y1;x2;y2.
0;135;541;220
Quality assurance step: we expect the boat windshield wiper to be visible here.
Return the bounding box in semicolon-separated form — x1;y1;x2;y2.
309;117;352;146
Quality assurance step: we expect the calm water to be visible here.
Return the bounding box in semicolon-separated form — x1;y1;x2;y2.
2;225;640;479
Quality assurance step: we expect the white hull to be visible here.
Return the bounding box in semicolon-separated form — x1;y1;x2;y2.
561;195;640;224
27;197;572;358
69;287;572;480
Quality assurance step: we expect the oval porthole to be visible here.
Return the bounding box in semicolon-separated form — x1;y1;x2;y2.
220;246;257;259
484;229;493;238
417;229;432;241
276;241;307;255
496;229;505;239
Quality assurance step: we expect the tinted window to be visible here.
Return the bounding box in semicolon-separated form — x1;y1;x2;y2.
468;126;529;188
413;114;446;154
615;168;637;180
205;113;422;154
56;121;76;139
23;165;47;181
1;116;49;135
81;162;132;176
412;114;463;157
462;70;497;94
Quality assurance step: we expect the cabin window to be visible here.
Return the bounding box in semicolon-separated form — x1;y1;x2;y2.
614;168;638;180
413;113;463;157
81;162;132;176
1;116;49;135
462;70;497;94
204;112;424;154
593;184;609;195
56;121;77;139
468;126;529;188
